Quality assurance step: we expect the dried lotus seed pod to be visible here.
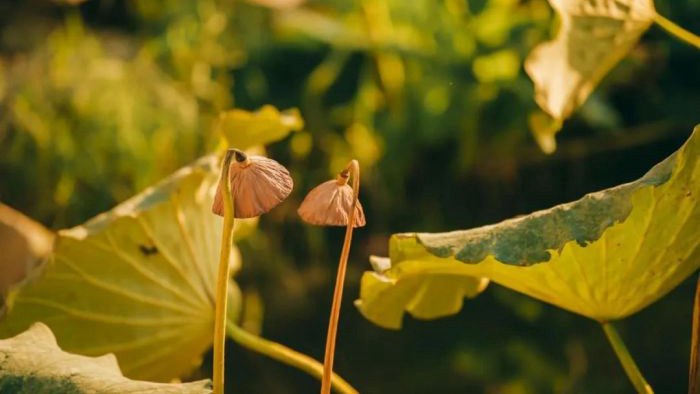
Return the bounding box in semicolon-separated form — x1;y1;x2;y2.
212;149;293;218
298;169;365;227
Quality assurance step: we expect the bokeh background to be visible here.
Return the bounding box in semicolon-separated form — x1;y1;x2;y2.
1;0;699;392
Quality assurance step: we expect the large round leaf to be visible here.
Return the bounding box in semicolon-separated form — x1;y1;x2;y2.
0;156;241;382
0;323;210;393
357;126;699;328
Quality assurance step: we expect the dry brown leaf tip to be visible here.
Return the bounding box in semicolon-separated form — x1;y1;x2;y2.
298;171;366;228
212;150;293;218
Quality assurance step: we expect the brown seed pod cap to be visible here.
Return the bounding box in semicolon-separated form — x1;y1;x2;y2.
297;173;366;227
212;150;293;218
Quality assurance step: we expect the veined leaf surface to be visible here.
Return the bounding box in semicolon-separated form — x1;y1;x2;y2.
0;156;241;382
0;322;211;393
525;0;656;121
357;126;699;329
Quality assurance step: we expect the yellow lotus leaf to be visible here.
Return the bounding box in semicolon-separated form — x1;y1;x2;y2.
0;322;211;393
525;0;656;121
217;105;304;149
357;126;699;329
0;156;242;382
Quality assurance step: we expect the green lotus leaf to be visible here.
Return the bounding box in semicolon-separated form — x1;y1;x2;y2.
0;155;241;382
357;126;699;328
0;322;211;393
217;105;304;149
525;0;656;122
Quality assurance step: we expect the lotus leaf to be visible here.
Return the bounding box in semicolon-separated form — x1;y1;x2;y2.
1;156;240;382
0;322;211;393
357;126;699;328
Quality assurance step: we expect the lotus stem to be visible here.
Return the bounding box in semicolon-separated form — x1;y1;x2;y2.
214;149;236;394
654;13;700;50
320;160;360;394
690;274;700;394
226;320;359;394
602;322;654;394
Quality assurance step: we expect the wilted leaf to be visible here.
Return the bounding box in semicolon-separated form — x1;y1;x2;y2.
0;322;211;393
0;204;54;296
357;126;699;327
217;105;304;149
0;156;242;382
525;0;656;121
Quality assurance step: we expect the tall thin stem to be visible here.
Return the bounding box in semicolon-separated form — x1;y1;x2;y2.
689;274;700;394
602;322;654;394
214;149;236;394
226;319;359;394
320;160;360;394
654;13;700;50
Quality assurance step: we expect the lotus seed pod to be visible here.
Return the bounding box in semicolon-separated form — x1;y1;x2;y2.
297;172;365;227
212;150;293;218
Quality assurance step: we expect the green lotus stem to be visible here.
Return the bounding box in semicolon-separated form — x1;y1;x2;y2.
226;320;359;394
602;322;654;394
214;149;236;394
690;274;700;394
654;13;700;50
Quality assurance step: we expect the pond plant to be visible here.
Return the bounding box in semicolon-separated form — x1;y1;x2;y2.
0;108;357;393
1;0;699;392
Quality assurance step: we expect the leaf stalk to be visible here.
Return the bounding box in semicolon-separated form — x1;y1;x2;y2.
321;159;360;394
654;13;700;50
226;320;359;394
602;322;654;394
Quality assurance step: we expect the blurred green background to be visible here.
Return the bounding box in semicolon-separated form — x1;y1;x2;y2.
1;0;699;392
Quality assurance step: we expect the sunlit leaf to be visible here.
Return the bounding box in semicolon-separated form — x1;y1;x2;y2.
0;203;54;296
0;322;211;393
357;126;699;328
0;156;242;382
217;105;304;149
525;0;656;121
